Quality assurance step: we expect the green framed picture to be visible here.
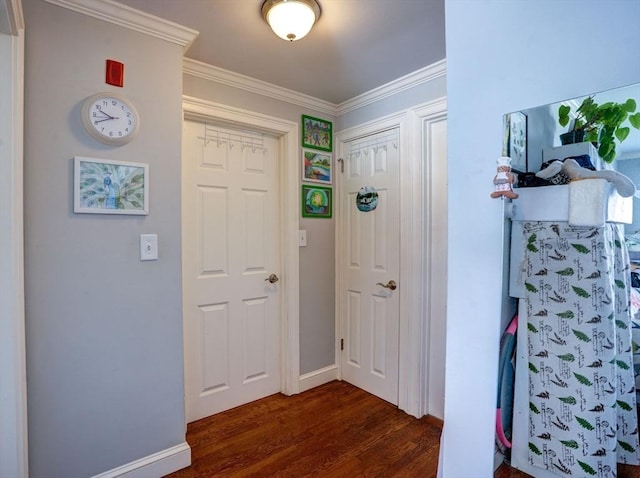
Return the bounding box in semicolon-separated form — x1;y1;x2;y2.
302;114;332;152
301;184;332;218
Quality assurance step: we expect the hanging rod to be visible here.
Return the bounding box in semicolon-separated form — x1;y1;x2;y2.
348;130;399;156
199;125;266;153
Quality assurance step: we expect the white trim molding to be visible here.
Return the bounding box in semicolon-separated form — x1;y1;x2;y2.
0;0;24;34
184;57;447;119
337;60;447;116
407;98;448;419
44;0;199;49
182;95;301;397
0;2;27;474
184;58;336;117
299;365;338;393
91;442;191;478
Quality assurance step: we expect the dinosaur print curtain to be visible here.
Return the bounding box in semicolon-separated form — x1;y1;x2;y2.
521;221;640;477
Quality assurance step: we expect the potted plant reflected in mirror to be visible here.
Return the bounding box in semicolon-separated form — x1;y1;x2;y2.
558;96;640;163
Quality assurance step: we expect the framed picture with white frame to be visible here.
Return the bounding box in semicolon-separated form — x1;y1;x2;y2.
74;156;149;215
302;149;332;184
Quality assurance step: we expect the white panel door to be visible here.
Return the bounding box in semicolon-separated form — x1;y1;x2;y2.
340;128;400;405
183;120;281;422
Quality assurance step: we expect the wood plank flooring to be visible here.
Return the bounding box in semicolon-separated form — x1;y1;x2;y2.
165;380;442;477
165;380;640;477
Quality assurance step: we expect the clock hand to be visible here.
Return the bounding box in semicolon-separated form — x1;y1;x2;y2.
93;115;121;124
95;110;117;120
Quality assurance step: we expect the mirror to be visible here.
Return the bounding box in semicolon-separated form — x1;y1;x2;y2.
502;84;640;477
505;82;640;235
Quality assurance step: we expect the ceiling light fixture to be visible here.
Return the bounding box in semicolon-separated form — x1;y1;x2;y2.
262;0;321;42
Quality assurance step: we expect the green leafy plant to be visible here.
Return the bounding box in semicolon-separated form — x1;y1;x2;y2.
558;96;640;163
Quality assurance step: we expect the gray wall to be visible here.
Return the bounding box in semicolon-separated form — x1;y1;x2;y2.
441;0;640;476
23;1;186;476
184;74;337;375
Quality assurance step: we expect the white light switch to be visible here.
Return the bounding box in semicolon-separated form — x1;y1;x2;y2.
299;229;307;247
140;234;158;261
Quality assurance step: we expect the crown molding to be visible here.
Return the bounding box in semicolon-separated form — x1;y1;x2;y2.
0;0;24;35
184;57;446;118
336;59;447;116
183;58;337;117
43;0;198;50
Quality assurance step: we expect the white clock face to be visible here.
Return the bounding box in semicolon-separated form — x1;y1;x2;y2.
82;93;139;145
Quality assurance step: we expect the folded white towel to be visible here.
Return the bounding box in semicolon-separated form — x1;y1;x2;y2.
568;179;608;227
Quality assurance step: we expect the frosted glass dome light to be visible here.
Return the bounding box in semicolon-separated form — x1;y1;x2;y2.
262;0;321;42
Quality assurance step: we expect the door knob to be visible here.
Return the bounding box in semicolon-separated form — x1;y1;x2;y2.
376;280;397;290
265;273;279;284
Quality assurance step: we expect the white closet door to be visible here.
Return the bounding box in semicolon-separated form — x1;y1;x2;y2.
339;128;400;405
182;120;281;422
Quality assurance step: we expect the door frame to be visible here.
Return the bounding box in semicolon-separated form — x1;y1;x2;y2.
412;98;448;419
0;1;28;475
335;98;447;418
182;95;300;400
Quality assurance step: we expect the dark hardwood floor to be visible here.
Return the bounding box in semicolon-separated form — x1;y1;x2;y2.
165;380;442;477
165;380;640;477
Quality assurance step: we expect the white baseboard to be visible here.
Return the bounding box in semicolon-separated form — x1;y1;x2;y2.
92;442;191;478
299;364;338;393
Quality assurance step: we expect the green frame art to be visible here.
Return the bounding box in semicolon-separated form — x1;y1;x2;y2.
302;114;332;152
301;184;332;218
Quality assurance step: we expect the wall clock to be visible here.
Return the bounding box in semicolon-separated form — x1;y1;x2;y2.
81;92;139;145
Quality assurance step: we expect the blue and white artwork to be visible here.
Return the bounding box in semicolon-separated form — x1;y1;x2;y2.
356;186;378;212
303;150;332;184
74;156;149;215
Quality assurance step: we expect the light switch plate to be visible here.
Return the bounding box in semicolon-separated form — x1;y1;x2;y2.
299;230;307;247
140;234;158;261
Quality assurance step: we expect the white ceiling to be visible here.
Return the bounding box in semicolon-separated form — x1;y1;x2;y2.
115;0;446;105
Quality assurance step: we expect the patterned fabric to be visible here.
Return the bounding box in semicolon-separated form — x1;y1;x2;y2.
630;288;640;402
633;321;640;402
521;221;640;477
